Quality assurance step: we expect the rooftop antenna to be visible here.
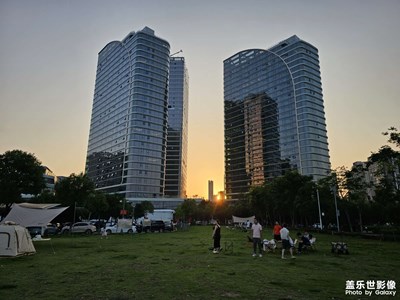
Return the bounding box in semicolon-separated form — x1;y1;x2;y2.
170;50;183;57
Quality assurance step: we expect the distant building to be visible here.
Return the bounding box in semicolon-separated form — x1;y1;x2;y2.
352;154;400;200
127;197;204;210
164;57;189;198
43;167;56;191
56;176;67;182
352;161;377;201
217;191;225;202
21;166;57;199
85;27;170;199
224;35;331;201
208;180;214;202
128;197;184;210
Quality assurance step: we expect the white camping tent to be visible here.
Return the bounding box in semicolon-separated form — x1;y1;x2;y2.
0;223;36;257
1;203;69;227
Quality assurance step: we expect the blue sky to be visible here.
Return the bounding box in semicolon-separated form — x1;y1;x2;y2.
1;0;399;197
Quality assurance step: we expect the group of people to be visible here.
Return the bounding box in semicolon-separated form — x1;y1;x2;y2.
253;220;317;259
212;219;313;258
255;221;315;258
251;220;295;259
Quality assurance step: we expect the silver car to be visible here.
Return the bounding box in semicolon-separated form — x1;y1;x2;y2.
61;222;96;235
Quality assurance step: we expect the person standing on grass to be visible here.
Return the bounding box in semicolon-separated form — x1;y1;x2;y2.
273;221;282;241
280;224;295;259
212;219;221;253
101;226;108;239
251;218;263;257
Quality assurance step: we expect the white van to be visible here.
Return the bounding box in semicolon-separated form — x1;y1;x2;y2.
105;219;136;234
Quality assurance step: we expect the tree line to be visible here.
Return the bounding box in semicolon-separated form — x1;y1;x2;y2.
1;126;399;231
174;126;400;231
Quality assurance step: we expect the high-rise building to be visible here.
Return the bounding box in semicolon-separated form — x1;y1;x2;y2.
208;180;214;202
224;35;331;201
164;57;189;198
86;27;170;199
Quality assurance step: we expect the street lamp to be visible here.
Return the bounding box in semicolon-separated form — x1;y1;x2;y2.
331;186;340;232
316;188;323;230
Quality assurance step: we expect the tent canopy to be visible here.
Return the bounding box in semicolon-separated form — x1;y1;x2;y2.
232;215;255;224
1;203;69;227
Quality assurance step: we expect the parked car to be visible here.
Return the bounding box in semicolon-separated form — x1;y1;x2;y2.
26;224;60;238
61;222;96;235
44;224;60;236
150;220;166;232
105;223;137;234
90;219;107;231
26;226;46;238
136;220;166;233
164;220;174;232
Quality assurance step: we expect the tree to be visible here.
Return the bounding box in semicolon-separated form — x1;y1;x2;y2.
318;167;354;232
368;146;400;192
294;180;317;227
383;126;400;148
212;202;233;224
196;200;213;221
86;191;109;220
367;145;400;224
244;171;316;227
231;198;253;219
105;193;128;219
344;164;371;232
55;173;95;208
0;150;45;211
269;171;314;227
32;190;56;204
133;201;154;220
175;199;197;222
141;201;154;214
247;186;270;223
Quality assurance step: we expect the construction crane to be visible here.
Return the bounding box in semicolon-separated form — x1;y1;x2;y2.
170;50;183;57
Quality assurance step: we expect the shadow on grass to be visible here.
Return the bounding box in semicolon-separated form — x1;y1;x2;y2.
0;284;17;290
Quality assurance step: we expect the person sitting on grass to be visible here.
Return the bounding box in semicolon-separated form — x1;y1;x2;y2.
296;232;311;254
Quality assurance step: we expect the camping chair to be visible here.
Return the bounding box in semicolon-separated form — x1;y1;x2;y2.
300;237;316;252
262;239;276;252
274;239;282;249
309;237;316;250
331;242;349;254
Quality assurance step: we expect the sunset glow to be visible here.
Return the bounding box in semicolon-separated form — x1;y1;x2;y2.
0;1;399;199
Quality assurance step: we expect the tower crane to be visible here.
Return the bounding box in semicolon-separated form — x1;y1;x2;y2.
170;50;183;57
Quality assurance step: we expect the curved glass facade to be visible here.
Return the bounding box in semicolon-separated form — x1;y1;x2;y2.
224;35;331;201
86;27;170;198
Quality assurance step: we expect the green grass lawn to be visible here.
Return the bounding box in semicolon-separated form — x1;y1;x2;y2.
0;226;399;300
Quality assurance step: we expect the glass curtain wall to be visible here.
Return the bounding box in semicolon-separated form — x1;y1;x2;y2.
224;36;330;201
86;27;170;198
165;57;188;198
